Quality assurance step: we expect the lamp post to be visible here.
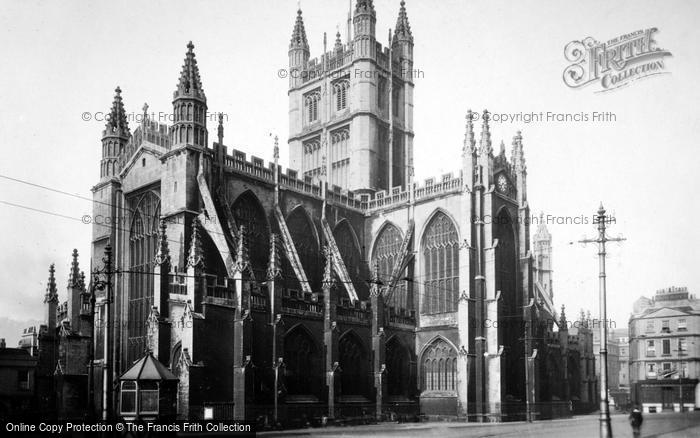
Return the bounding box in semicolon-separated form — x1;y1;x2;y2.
580;204;625;438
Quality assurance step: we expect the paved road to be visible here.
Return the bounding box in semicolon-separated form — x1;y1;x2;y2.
260;412;700;438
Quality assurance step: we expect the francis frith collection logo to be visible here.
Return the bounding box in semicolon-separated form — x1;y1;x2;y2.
563;28;672;92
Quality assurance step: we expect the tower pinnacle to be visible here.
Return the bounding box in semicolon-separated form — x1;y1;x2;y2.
103;86;130;139
479;110;492;155
174;41;206;101
68;249;81;288
393;0;413;44
45;264;58;303
290;9;310;51
463;110;476;155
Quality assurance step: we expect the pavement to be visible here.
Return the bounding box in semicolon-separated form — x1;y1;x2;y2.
258;411;700;437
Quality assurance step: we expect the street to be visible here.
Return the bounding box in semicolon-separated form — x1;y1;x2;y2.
260;412;700;438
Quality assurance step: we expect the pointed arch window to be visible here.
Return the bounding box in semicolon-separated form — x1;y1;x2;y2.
339;332;369;396
286;208;320;291
333;221;365;298
372;224;409;310
333;80;349;111
421;338;457;392
304;91;321;124
232;192;269;279
284;326;319;396
127;189;161;365
386;337;411;397
422;212;459;314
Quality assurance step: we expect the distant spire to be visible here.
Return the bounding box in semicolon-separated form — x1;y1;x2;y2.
45;264;58;303
499;140;506;156
290;9;309;51
68;249;81;288
463;110;476;155
511;130;526;171
393;0;413;44
334;27;343;52
534;211;551;242
559;304;567;327
103;86;130;139
142;102;149;127
479;110;492;155
187;217;205;269
155;219;170;266
174;41;206;101
217;113;224;144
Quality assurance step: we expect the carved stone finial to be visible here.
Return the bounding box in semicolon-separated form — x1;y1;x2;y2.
155;219;171;266
187;218;204;269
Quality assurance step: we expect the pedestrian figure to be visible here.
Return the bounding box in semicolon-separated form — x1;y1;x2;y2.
629;406;643;438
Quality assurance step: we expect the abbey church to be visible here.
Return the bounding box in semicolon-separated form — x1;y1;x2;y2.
30;0;597;424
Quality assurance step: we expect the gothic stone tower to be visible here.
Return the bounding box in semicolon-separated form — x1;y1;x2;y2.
288;0;414;194
533;214;553;300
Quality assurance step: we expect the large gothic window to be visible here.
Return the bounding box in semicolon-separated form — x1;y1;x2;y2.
330;127;350;188
494;207;523;400
372;223;409;310
333;221;366;299
422;212;459;314
286;208;320;291
127;189;160;365
386;337;411;398
232;192;269;279
421;338;457;393
339;331;369;397
283;326;319;396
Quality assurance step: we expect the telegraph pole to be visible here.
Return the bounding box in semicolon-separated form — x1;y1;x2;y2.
93;243;114;422
580;204;625;438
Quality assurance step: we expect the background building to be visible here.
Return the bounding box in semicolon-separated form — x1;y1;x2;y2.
0;338;37;421
629;286;700;413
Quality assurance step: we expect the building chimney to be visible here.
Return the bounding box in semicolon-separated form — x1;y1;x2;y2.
0;338;6;349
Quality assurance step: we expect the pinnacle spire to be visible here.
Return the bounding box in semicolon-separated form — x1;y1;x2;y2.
479;110;492;155
235;225;250;274
559;304;567;327
187;217;205;269
322;245;335;288
174;41;206;101
155;219;170;266
534;211;551;241
393;0;413;44
463;110;476;155
290;9;309;51
68;249;81;288
334;28;343;52
45;263;58;303
217;113;225;148
103;86;130;139
267;233;282;280
511;130;526;171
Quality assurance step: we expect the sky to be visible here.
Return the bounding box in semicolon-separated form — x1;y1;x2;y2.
1;0;699;345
